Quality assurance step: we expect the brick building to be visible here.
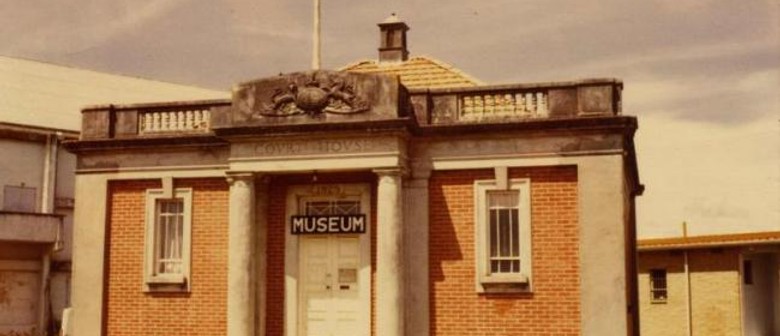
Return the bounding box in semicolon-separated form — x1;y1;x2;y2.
65;17;642;336
638;231;780;336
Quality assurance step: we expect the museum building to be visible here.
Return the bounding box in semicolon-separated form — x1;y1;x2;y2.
65;17;642;336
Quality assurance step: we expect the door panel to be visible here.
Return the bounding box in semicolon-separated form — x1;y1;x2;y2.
298;195;366;336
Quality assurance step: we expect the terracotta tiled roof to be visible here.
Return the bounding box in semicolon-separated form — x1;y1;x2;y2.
340;56;484;89
638;231;780;251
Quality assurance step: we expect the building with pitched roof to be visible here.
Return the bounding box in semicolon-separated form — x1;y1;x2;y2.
0;56;227;336
341;15;482;90
638;229;779;336
64;16;642;336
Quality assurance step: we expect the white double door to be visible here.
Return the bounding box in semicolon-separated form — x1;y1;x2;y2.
297;197;369;336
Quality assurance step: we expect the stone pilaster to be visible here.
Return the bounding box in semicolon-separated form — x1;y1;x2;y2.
404;174;430;336
375;168;405;336
226;172;256;336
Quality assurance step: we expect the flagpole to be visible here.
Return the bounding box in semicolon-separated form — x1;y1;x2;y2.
312;0;321;70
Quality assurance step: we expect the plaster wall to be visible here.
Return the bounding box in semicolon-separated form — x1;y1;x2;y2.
0;274;39;335
0;139;45;211
688;249;742;336
54;151;76;201
68;174;107;336
51;148;76;262
49;272;70;323
637;251;688;336
0;213;60;243
0;261;41;336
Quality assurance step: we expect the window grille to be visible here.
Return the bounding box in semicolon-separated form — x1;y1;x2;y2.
155;199;184;275
487;191;521;274
305;200;360;216
650;269;667;302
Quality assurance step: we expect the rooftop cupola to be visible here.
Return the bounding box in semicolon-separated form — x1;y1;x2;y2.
377;13;409;63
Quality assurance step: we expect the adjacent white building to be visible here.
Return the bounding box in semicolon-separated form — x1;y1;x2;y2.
0;55;227;335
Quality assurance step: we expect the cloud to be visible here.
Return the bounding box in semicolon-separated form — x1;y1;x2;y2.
1;0;777;239
636;114;779;237
626;67;779;123
1;0;189;56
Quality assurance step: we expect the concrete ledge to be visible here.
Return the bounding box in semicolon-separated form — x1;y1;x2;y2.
0;212;62;243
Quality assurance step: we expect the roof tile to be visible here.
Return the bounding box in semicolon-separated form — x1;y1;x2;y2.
340;56;484;89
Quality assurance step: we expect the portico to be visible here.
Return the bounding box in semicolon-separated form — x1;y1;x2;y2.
222;134;411;336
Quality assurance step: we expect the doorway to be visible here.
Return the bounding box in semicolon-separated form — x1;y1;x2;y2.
285;184;371;336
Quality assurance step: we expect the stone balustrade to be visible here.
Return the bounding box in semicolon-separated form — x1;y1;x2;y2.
79;100;230;140
139;109;210;134
409;78;622;125
77;77;622;141
460;91;549;120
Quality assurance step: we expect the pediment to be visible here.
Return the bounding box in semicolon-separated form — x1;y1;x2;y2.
212;70;409;130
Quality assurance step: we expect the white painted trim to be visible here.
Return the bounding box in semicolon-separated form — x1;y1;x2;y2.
473;179;532;293
285;184;372;336
143;188;192;292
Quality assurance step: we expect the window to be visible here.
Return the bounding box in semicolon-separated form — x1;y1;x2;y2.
3;185;36;212
144;188;192;291
305;200;360;215
649;269;667;303
474;179;531;293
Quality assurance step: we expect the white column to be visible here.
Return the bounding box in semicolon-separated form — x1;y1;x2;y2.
254;176;269;336
227;172;256;336
375;168;405;336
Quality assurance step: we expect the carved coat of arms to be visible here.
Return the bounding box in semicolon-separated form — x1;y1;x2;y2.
255;74;370;117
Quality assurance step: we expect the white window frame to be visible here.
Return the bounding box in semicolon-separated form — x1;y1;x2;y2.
144;188;192;291
474;178;532;293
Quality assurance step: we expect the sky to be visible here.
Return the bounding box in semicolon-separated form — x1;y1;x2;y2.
1;0;777;238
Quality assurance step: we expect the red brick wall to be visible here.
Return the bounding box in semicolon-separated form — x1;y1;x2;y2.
429;167;580;336
105;179;228;335
265;173;377;336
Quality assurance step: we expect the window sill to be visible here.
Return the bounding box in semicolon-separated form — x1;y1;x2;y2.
481;273;529;284
479;274;531;293
147;274;185;284
145;275;188;293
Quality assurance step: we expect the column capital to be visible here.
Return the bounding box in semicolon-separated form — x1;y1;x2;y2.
373;167;408;178
225;171;257;185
